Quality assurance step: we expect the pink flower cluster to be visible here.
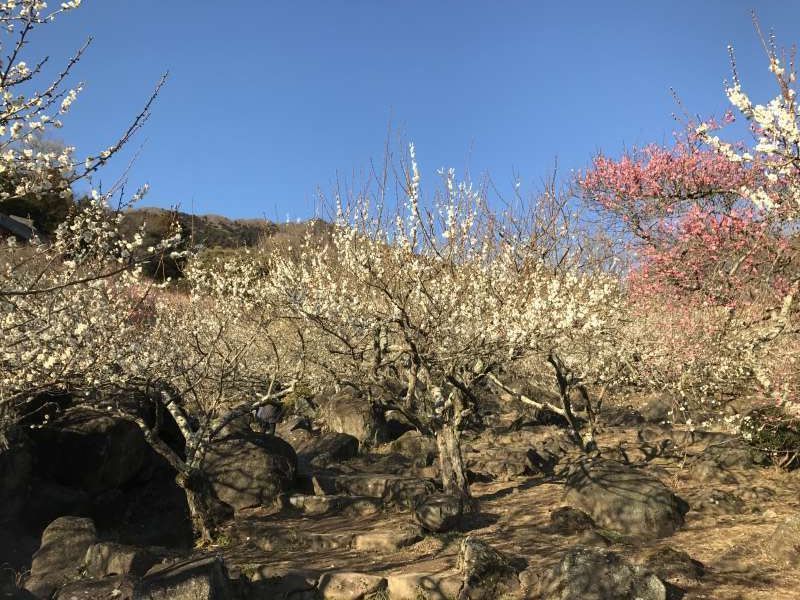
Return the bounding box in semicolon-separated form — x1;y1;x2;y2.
580;142;758;222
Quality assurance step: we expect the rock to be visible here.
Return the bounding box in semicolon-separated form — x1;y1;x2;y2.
317;572;387;600
767;515;800;566
385;409;415;440
456;536;515;600
28;408;148;494
318;387;387;446
24;517;98;599
20;479;90;532
690;459;738;484
538;547;667;600
642;546;705;582
544;506;596;535
136;556;235;600
640;393;677;424
353;524;423;552
54;576;134;600
535;433;573;458
296;432;359;467
602;406;645;427
739;485;776;502
388;431;437;467
0;439;32;525
694;489;746;514
564;460;689;539
287;494;380;517
0;568;35;600
383;477;438;509
83;542;158;578
701;442;771;469
278;415;311;436
248;566;319;599
386;572;462;600
414;494;462;533
203;432;297;511
526;448;559;475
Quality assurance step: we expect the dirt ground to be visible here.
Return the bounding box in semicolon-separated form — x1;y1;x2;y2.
202;415;800;600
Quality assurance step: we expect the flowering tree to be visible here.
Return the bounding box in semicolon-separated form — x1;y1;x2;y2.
580;25;800;413
267;146;628;505
0;1;303;543
0;0;169;435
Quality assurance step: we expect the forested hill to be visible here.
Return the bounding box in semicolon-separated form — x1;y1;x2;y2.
120;207;333;252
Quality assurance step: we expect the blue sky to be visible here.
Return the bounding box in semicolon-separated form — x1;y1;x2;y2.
28;1;800;220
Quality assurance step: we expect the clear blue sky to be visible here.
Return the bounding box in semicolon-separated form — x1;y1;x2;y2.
29;1;800;220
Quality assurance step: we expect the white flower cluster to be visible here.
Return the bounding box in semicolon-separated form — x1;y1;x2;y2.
265;146;630;423
696;48;800;216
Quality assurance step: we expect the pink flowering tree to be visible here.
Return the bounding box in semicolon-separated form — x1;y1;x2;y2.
580;28;800;414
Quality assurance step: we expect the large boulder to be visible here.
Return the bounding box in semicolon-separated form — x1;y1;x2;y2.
564;460;689;540
84;542;159;578
641;546;706;584
767;515;800;567
413;493;462;533
317;572;387;600
24;516;98;599
318;387;387;446
0;438;32;525
456;536;517;600
295;432;359;467
387;431;437;467
640;393;677;424
204;432;297;511
28;407;148;494
54;576;134;600
544;506;596;536
136;556;236;600
539;547;667;600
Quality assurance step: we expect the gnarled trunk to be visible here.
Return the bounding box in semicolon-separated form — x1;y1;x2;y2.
436;421;473;510
175;469;233;545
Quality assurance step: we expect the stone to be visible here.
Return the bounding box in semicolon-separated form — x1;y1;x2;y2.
701;442;771;469
387;431;437;467
694;489;746;515
317;572;387;600
690;459;738;484
640;393;677;423
414;494;462;533
286;494;379;517
136;556;235;600
54;576;134;600
564;459;689;539
767;515;800;567
296;432;359;467
0;440;32;525
28;408;148;494
456;536;515;599
538;547;667;600
353;524;423;552
84;543;158;578
318;387;387;446
544;506;596;535
602;406;645;427
642;546;706;582
383;477;437;509
386;572;462;600
24;516;98;599
248;566;319;600
384;409;415;440
203;432;297;511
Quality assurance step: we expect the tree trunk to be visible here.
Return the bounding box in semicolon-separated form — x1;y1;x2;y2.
175;469;233;545
436;421;474;511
